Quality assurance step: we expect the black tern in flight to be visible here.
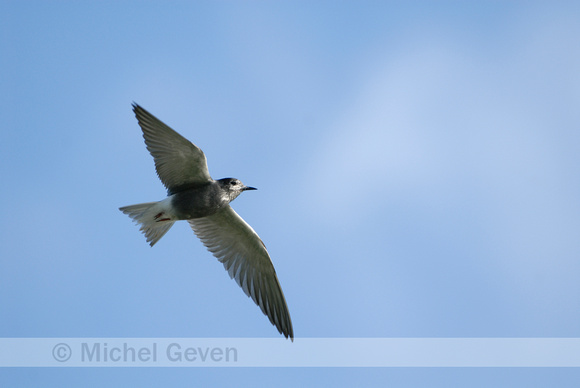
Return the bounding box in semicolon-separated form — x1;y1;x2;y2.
120;103;293;340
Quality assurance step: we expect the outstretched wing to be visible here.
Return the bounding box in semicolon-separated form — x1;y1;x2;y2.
188;206;294;340
132;103;212;192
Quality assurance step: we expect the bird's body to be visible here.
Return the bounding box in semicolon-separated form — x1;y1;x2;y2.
171;183;226;219
120;104;293;340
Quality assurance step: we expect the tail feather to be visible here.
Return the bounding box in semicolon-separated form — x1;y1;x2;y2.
119;201;175;246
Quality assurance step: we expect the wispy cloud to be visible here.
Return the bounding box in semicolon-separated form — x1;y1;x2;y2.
305;8;580;307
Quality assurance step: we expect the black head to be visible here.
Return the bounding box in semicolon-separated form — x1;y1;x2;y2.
218;178;257;201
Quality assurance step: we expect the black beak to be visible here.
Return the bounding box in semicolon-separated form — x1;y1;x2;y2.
243;186;257;191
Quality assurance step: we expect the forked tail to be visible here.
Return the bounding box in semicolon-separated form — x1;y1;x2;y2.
119;201;175;246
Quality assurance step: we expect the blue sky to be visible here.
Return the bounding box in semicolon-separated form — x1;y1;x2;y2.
1;0;580;386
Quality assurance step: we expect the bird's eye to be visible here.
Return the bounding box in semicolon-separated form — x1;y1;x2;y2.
230;180;237;185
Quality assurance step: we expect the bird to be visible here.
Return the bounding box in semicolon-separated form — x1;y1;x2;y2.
119;103;293;340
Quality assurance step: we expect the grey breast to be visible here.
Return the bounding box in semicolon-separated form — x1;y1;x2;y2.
171;182;228;220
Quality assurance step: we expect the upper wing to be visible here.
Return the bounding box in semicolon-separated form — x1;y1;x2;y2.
132;103;212;192
188;206;294;340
